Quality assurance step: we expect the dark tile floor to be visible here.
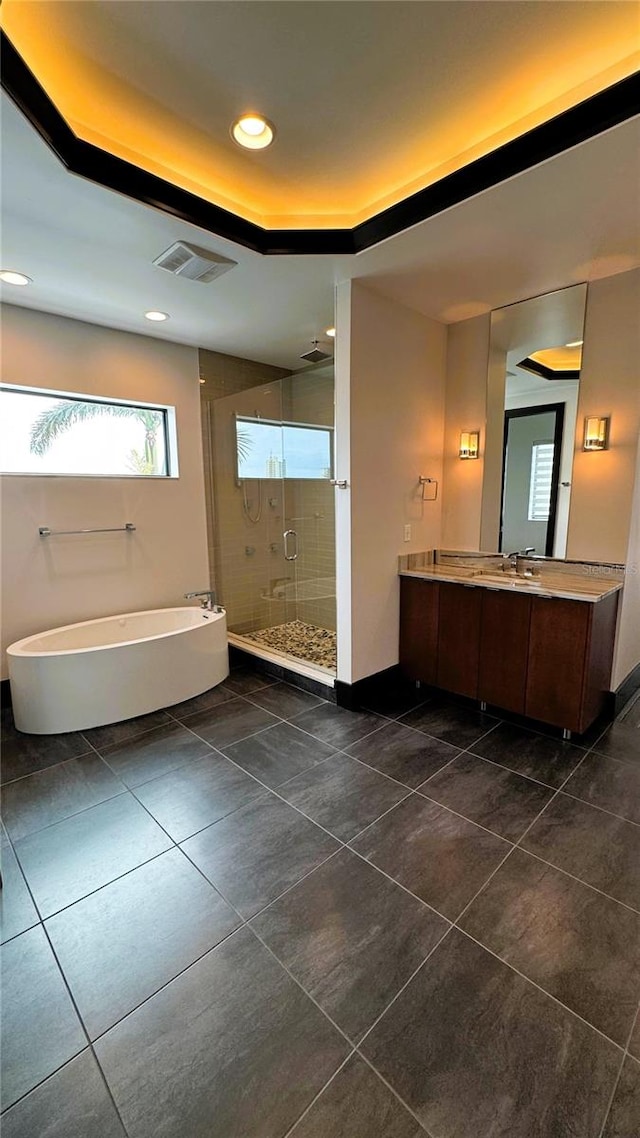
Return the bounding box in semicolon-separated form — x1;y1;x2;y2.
1;670;639;1137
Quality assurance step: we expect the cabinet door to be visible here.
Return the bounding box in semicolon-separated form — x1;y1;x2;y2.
437;583;482;698
399;578;439;684
581;592;619;730
525;597;589;732
479;590;531;714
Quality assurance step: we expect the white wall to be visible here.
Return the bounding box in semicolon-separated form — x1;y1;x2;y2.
441;314;490;551
613;434;640;689
335;281;447;684
1;305;208;680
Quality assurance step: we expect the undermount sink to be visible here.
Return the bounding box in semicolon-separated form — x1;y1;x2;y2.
472;571;543;588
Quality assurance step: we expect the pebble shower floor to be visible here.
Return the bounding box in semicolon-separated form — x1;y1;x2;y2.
244;619;337;670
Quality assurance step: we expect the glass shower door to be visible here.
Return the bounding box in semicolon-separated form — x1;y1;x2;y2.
206;365;336;672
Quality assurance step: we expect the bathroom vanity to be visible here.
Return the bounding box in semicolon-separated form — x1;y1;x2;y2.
399;552;623;735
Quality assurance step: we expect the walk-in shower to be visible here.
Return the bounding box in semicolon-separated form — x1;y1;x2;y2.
200;361;336;676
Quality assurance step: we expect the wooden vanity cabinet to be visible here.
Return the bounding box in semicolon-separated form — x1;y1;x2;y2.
525;592;619;734
399;576;619;734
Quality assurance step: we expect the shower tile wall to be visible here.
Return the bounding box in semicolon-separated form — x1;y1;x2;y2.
200;354;335;642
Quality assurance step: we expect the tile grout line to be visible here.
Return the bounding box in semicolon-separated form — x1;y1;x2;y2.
38;921;132;1137
557;786;640;830
460;746;585;791
4;787;132;846
169;843;362;1054
86;920;245;1046
355;1051;439;1138
341;840;454;924
596;995;640;1138
1;746;98;788
0;836;131;1136
454;924;627;1052
405;789;517;846
0;1044;91;1120
448;743;594;934
19;845;176;925
355;923;455;1053
279;1049;357;1138
519;845;640;917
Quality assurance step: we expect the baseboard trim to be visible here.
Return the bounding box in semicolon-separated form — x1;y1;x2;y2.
614;660;640;717
335;665;403;711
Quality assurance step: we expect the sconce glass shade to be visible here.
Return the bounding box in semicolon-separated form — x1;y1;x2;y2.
583;416;609;451
459;430;480;459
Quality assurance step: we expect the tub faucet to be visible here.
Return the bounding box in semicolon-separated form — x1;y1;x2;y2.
184;590;221;612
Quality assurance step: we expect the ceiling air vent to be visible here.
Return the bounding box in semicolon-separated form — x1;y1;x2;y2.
153;241;237;283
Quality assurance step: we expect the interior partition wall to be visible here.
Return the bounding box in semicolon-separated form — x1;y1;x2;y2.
201;362;336;675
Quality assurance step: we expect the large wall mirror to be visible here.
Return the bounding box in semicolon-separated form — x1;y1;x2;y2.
480;283;587;559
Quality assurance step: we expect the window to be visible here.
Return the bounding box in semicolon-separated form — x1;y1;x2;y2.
0;386;176;477
528;441;554;521
236;416;333;480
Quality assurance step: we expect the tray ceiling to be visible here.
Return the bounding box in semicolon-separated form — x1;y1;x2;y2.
2;0;639;231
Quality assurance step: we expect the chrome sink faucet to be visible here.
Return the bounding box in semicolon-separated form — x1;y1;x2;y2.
184;589;222;612
504;548;535;573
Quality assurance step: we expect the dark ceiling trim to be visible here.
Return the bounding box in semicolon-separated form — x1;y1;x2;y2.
517;356;580;382
2;31;639;257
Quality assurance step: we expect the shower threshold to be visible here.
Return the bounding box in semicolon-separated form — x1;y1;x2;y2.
229;621;336;688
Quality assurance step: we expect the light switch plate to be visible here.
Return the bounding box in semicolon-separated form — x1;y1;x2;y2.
403;524;411;542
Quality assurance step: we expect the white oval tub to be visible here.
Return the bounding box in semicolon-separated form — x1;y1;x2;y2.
7;607;229;735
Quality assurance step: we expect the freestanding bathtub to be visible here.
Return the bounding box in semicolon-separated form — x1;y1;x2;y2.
7;607;229;734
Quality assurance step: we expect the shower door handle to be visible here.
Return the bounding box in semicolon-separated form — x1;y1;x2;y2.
283;530;298;561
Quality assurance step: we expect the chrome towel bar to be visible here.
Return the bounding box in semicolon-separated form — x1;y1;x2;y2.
38;523;136;537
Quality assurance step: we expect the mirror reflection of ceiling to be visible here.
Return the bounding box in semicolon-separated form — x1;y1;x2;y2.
517;344;583;383
496;285;587;401
528;346;583;373
2;0;639;228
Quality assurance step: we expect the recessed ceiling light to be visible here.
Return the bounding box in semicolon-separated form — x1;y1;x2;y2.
144;310;169;322
565;340;583;348
0;270;32;286
326;327;336;338
231;114;275;150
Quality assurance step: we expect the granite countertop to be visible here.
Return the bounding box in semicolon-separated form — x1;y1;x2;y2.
398;554;624;604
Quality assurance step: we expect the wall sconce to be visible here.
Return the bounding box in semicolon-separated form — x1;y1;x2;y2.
459;430;480;459
583;416;610;451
